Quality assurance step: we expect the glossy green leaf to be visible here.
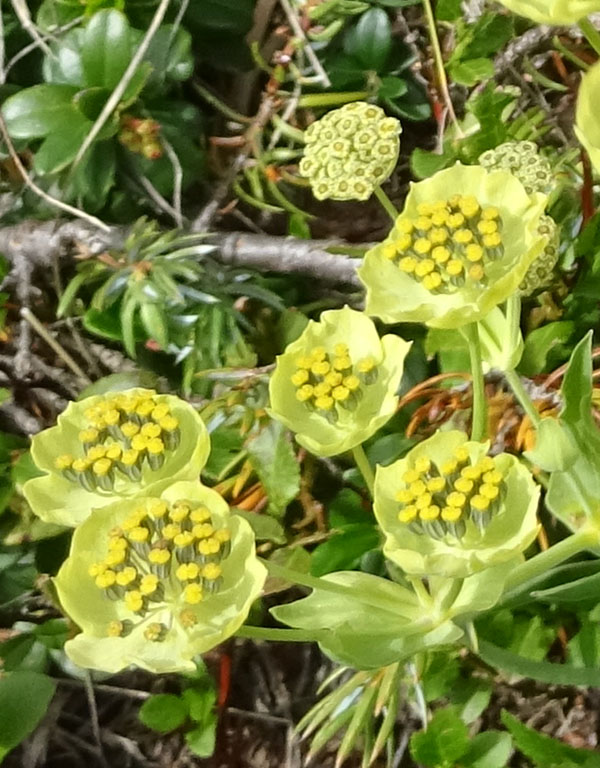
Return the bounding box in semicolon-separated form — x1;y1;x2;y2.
345;8;391;70
139;694;188;734
33;118;90;175
310;524;380;577
246;422;300;518
81;9;132;89
520;321;574;376
0;671;56;762
3;84;79;139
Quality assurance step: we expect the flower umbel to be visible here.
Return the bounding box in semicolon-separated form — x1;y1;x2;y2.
24;389;210;527
269;307;411;457
55;482;267;673
299;101;401;201
495;0;600;24
359;164;548;329
374;430;540;578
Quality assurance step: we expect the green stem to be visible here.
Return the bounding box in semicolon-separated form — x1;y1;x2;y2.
352;444;375;496
192;81;252;124
409;577;433;607
297;91;369;108
579;17;600;57
236;625;320;643
373;186;398;223
438;577;464;612
463;323;487;442
504;368;541;428
503;525;600;595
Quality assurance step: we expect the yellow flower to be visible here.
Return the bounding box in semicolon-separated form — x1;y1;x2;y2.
496;0;600;23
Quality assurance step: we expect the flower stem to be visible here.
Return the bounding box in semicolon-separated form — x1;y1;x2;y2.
503;525;600;595
236;625;320;643
504;368;541;428
409;577;433;607
463;323;487;442
352;443;375;496
579;17;600;57
373;185;398;223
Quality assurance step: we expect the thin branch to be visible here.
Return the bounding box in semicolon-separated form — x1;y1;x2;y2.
3;15;84;81
71;0;171;169
279;0;331;88
161;135;184;227
10;0;52;57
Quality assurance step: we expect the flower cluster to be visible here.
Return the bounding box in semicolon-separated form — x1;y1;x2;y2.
24;389;209;527
496;0;600;24
299;102;401;201
359;164;548;329
269;307;411;456
55;482;267;673
374;431;540;578
119;115;162;160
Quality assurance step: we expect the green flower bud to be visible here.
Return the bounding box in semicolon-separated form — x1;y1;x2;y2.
55;482;267;673
520;215;560;296
268;307;411;457
479;141;553;195
300;102;401;201
24;389;210;527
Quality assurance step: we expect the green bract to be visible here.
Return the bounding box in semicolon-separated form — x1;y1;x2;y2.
374;430;540;578
55;481;267;674
359;164;548;329
576;60;600;177
496;0;600;23
24;389;209;527
299;101;401;201
268;307;411;457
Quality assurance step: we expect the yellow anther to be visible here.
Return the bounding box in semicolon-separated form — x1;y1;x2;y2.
95;570;116;589
147;438;165;456
454;477;473;494
446;259;464;276
448;194;462;208
482;207;500;220
139;574;159;595
136;400;155;418
151;404;170;421
448;213;465;229
465;244;484;262
163;523;181;540
88;562;106;578
398;505;417;523
116;566;137;586
409;480;427;496
399;256;417;273
193;523;215;540
395;234;412;251
55;454;74;470
296;384;314;402
109;536;128;551
121;448;139;467
414;457;431;473
423;273;442;291
144;623;165;641
343;375;361;392
148;548;170;565
403;469;420;484
458;197;480;218
141;422;161;439
414;238;432;255
430;228;449;245
468;264;484;281
325;371;343;387
121;421;140;439
480;483;499;501
176;562;200;581
396;218;414;235
296;355;313;369
311;360;331;376
198;537;220;556
203;563;222;580
102;409;119;427
441;506;462;523
432;246;450;264
105;549;126;567
461;465;481;480
131;435;149;452
118;396;139;413
478;220;498;235
427;477;445;493
314;382;331;398
417;202;435;216
291;370;309;387
159;416;179;433
122;513;144;531
471;494;490;511
107;621;125;637
420;505;440;521
214;529;231;544
415;216;433;231
106;445;122;461
396;488;414;504
149;500;168;519
334;343;349;357
332;385;350;401
312;346;327;362
483;233;502;248
92;458;112;477
87;445;107;462
179;609;197;628
479;456;496;472
382;243;397;260
431;211;449;227
183;583;204;604
441;459;458;475
357;357;376;373
190;506;212;524
455;446;470;462
174;531;194;548
447;492;466;508
72;458;91;472
125;590;144;612
169;502;190;522
333;356;352;371
483;469;503;485
129;526;149;543
454;229;474;245
79;428;99;443
415;259;435;277
315;395;334;411
415;493;432;510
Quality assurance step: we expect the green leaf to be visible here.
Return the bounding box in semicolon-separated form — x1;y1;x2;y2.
77;371;160;400
568;618;600;669
449;678;493;724
246;422;300;518
233;509;286;544
3;84;79;139
310;524;380;577
33;117;91;175
436;0;462;20
378;76;408;99
138;694;188;734
450;58;494;86
532;570;600;605
520;322;575;376
139;302;169;349
479;640;600;686
462;731;513;768
501;711;599;767
186;0;255;32
0;671;56;761
410;147;455;180
81;9;132;89
72;140;116;209
345;8;391;70
409;707;470;767
328;488;372;529
185;722;217;758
